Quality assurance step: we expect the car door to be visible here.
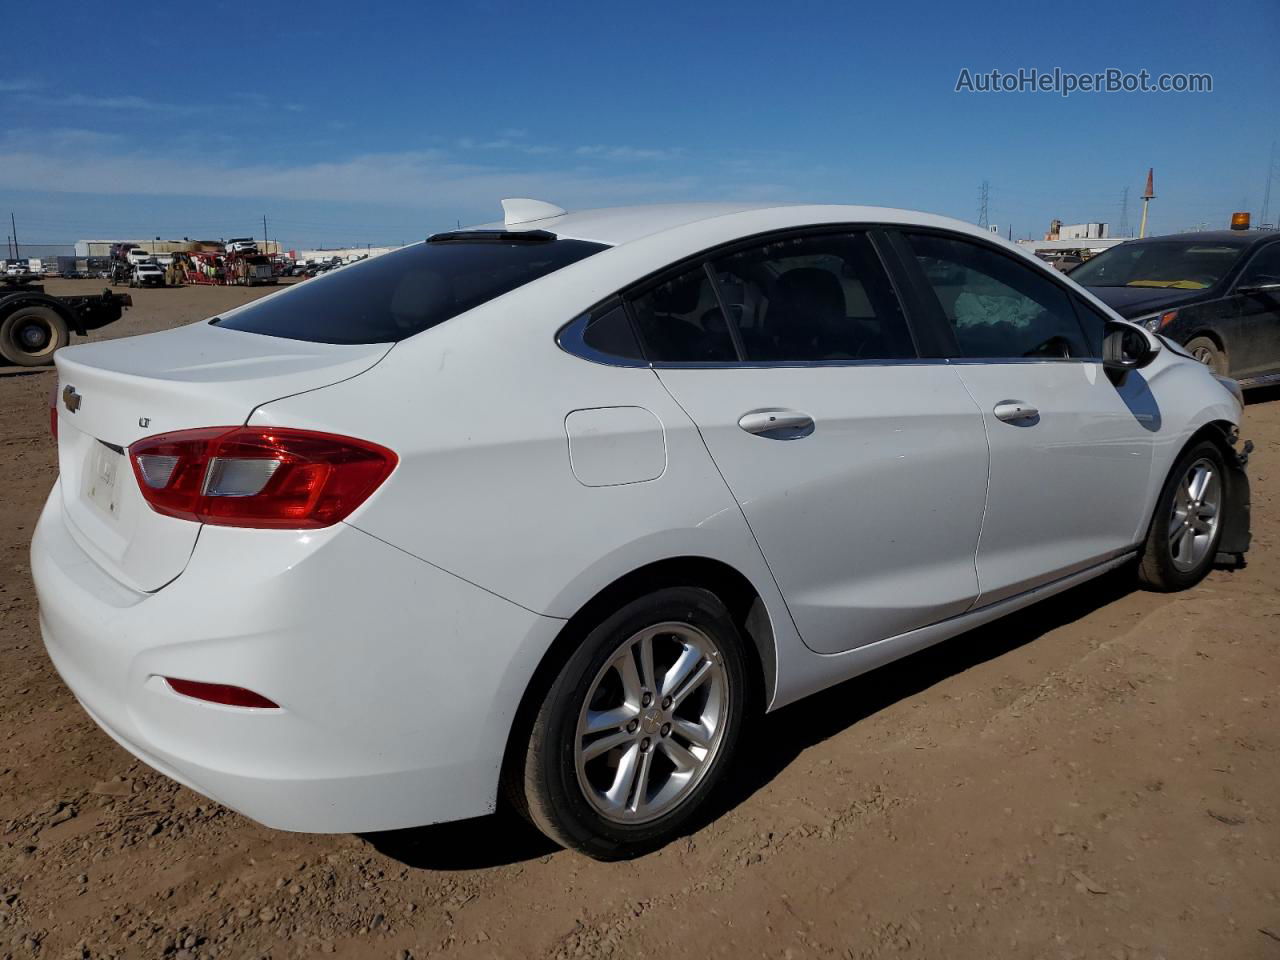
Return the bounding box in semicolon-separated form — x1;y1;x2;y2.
629;229;990;655
887;229;1156;606
1228;241;1280;381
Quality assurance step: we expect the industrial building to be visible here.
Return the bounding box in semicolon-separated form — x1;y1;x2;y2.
75;239;283;257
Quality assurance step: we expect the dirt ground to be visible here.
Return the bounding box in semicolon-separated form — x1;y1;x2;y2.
2;280;1278;960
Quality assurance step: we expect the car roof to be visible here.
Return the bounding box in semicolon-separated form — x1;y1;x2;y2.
1121;230;1272;248
470;200;1018;250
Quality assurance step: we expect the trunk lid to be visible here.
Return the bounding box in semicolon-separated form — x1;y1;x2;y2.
53;321;390;592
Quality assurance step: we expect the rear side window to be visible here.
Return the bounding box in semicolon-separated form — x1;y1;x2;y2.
214;237;607;344
582;303;643;360
630;267;738;363
711;231;915;361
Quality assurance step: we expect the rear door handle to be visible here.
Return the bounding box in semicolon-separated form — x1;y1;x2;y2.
993;400;1040;423
738;409;815;439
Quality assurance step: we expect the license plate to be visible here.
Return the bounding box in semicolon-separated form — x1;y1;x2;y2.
86;444;124;519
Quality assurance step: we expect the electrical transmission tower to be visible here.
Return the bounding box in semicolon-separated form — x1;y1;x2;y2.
1262;140;1277;230
1118;186;1130;237
977;180;989;229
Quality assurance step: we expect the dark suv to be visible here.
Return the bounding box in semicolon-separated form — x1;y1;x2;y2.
1071;230;1280;386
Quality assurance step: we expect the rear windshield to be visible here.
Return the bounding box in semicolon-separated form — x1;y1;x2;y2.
212;237;608;344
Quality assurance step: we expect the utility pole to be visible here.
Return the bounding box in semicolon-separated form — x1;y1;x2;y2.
9;212;18;259
1261;141;1277;230
263;214;269;254
1118;186;1131;237
977;181;990;229
1139;168;1155;239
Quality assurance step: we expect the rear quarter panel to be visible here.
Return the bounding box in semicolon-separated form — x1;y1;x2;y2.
245;257;807;706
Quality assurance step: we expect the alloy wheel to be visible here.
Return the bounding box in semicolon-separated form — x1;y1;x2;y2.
1168;457;1221;572
574;622;728;824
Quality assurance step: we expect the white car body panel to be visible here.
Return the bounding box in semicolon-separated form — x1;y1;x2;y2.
654;364;988;654
952;360;1155;605
32;201;1246;834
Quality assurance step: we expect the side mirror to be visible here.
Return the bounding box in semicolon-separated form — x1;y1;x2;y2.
1103;321;1160;382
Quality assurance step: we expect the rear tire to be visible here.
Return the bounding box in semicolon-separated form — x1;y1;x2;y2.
1138;439;1227;591
0;306;69;367
1184;336;1227;376
518;587;748;860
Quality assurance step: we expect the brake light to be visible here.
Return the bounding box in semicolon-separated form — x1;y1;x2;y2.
128;427;397;528
49;380;58;441
166;678;279;709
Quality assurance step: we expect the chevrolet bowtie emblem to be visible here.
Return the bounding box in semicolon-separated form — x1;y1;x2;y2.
62;385;82;414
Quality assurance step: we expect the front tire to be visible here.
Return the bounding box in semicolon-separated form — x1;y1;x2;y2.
518;587;748;860
1138;439;1227;591
1184;336;1227;376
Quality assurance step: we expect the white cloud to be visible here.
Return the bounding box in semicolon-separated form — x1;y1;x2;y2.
16;92;189;112
0;132;719;214
574;144;684;161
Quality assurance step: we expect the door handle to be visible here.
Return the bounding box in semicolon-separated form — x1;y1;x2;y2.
993;400;1040;423
738;409;815;439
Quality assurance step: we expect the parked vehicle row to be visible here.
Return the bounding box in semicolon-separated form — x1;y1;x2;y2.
33;200;1251;858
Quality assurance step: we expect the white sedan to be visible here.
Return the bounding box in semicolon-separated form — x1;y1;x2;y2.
32;200;1251;859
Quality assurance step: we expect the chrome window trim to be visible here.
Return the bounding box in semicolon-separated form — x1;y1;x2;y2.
556;312;650;368
558;310;1105;370
946;355;1104;365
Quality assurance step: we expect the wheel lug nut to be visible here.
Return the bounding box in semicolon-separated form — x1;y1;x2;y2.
640;738;651;752
627;719;638;733
641;693;652;707
661;696;672;709
660;723;671;737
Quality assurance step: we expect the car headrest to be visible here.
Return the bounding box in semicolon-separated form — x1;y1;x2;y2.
648;275;703;315
776;268;846;319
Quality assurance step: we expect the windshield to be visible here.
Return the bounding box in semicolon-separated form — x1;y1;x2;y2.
1070;241;1244;289
213;236;607;344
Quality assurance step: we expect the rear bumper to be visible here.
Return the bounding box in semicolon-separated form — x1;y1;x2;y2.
32;483;565;832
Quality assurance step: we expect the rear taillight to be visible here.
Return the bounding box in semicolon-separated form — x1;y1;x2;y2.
128;427;397;529
49;380;58;441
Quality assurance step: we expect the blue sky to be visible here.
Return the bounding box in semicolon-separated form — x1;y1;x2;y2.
3;0;1277;250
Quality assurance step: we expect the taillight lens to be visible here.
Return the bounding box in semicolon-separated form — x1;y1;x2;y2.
49;380;59;441
128;427;397;528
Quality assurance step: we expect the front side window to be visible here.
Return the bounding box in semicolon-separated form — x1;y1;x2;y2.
1236;243;1280;288
214;236;607;344
710;231;915;361
905;233;1092;360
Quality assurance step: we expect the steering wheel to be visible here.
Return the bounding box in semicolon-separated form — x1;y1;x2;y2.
1022;335;1072;359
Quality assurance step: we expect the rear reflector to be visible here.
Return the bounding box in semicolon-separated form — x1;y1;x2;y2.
165;678;279;709
128;427;397;529
49;380;59;442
